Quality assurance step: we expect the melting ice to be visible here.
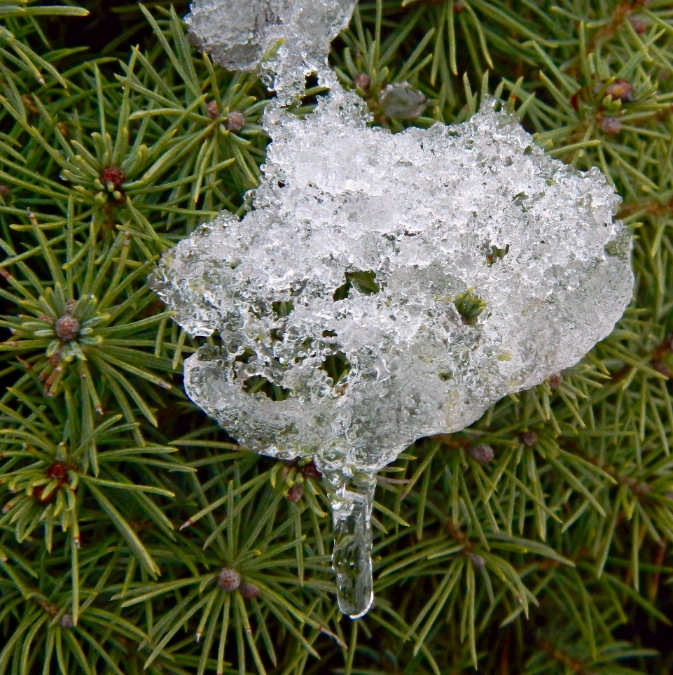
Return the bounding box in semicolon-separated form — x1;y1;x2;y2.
154;0;634;618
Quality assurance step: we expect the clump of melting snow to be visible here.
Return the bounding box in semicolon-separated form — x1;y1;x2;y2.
161;1;634;619
185;0;356;103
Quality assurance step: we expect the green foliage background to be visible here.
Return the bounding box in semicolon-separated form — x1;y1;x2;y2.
1;0;673;672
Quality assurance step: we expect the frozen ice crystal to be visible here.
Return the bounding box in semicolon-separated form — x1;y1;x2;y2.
185;0;357;102
151;85;633;617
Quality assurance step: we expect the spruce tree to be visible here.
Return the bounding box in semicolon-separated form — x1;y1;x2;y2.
0;1;672;673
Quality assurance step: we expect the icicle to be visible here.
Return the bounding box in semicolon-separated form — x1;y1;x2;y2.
328;470;376;618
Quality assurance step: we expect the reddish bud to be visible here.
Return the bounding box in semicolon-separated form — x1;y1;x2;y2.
60;614;74;629
46;462;68;481
286;483;303;503
605;79;634;103
468;444;494;464
218;567;241;591
468;551;485;569
239;582;260;599
353;73;371;91
55;315;80;342
629;16;647;34
0;185;10;199
521;431;538;447
226;111;246;132
100;166;125;190
207;100;219;120
548;373;563;388
600;116;622;135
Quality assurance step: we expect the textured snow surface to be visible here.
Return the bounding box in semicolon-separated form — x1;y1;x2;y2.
151;88;634;478
166;2;633;617
185;0;357;102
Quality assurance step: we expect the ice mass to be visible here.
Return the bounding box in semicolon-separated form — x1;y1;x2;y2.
151;0;634;617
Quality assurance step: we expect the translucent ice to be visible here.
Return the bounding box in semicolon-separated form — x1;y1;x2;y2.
151;85;633;616
185;0;357;102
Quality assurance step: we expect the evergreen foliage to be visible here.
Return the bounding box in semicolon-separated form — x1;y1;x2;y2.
1;0;672;672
